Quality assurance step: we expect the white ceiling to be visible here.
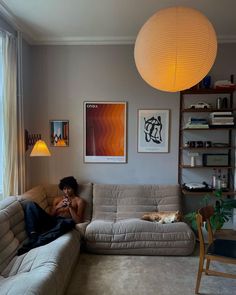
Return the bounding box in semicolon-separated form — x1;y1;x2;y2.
0;0;236;45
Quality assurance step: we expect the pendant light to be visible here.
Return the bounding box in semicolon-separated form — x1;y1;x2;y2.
134;6;217;92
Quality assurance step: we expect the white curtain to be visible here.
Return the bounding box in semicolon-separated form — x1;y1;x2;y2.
17;31;26;195
1;31;18;198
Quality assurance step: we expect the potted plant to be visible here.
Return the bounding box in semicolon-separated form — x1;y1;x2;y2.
184;190;236;233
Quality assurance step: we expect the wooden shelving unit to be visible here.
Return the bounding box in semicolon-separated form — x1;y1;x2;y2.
178;88;235;196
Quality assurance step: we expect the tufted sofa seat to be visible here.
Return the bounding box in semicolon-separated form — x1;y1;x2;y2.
85;184;195;255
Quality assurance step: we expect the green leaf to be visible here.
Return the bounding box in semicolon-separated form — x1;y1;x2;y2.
215;189;223;198
184;212;197;231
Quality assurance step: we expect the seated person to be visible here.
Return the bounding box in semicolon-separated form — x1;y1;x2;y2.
51;176;86;223
18;176;86;255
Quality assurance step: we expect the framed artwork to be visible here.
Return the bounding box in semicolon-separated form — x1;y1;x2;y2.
138;109;170;153
84;101;127;163
50;120;69;147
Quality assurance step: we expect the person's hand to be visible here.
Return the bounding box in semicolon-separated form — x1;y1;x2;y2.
63;197;72;208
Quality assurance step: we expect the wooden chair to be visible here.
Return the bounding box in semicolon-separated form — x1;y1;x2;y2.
195;206;236;294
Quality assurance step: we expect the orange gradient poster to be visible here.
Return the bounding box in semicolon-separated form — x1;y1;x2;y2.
84;102;127;163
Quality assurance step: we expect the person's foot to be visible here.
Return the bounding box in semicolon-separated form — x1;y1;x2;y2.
29;232;38;240
17;235;39;255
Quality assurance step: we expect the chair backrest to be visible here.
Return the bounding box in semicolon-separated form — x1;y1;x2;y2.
196;206;214;251
198;206;214;222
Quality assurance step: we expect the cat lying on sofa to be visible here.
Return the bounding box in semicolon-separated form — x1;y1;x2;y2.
142;211;182;224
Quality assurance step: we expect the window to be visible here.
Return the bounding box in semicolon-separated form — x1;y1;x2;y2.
0;36;3;196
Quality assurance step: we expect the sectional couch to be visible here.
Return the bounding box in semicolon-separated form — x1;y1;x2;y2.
0;182;195;295
0;196;80;295
85;183;195;255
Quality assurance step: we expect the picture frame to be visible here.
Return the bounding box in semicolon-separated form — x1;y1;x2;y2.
138;109;170;153
84;101;127;163
50;120;69;147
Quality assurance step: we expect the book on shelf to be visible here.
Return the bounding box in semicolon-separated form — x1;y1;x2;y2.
185;123;209;129
210;112;233;117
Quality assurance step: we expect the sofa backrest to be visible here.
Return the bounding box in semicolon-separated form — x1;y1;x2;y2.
92;184;180;221
19;182;93;222
0;197;27;273
19;185;49;211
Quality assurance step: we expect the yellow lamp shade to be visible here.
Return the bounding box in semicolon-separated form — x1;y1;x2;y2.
30;140;51;157
134;6;217;92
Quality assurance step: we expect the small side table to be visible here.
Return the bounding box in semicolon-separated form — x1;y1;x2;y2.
215;229;236;240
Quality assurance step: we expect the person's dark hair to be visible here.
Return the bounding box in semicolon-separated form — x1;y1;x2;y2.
58;176;78;193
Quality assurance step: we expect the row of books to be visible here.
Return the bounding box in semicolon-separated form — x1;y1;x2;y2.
209;112;234;126
185;118;209;129
185;112;234;128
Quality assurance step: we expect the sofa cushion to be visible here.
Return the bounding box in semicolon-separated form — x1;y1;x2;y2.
19;186;48;211
85;219;195;255
0;197;27;273
1;230;80;295
92;184;180;221
78;183;93;222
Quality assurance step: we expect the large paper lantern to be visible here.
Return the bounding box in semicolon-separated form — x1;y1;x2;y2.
134;6;217;92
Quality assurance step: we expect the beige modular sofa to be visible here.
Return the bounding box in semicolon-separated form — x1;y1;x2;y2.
0;182;195;294
85;184;195;255
0;182;93;295
0;196;80;295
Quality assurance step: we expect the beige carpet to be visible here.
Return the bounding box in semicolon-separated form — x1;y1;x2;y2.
66;248;236;295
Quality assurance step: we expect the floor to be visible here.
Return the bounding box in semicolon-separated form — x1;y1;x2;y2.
65;246;236;295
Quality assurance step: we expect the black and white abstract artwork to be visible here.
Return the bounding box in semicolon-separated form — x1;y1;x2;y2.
138;109;169;153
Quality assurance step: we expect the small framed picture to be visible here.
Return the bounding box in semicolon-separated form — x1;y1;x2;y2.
138;109;170;153
50;120;69;147
84;101;127;163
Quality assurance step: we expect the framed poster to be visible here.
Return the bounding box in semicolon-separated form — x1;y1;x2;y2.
50;120;69;147
84;101;127;163
138;109;169;153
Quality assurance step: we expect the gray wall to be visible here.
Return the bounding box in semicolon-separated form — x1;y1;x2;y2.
26;45;180;187
24;44;236;195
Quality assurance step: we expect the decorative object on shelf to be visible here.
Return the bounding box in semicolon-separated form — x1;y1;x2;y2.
189;101;212;109
214;80;236;90
185;117;209;129
30;140;51;157
211;168;217;189
84;101;127;163
204;141;212;148
183;182;212;192
202;154;229;167
202;75;212;89
184;190;236;232
209;111;234;126
134;6;217;92
138;109;169;153
212;142;229;148
188;152;199;167
50;120;69;147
